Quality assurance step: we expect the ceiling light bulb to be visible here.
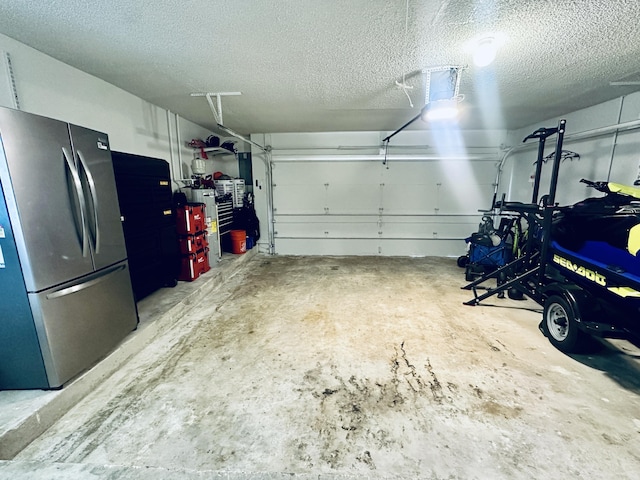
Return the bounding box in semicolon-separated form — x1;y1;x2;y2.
421;99;459;122
473;37;497;67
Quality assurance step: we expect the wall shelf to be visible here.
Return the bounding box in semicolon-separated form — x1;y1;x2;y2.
199;146;236;156
187;142;237;158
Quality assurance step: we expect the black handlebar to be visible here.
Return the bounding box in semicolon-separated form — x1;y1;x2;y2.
523;127;559;143
580;178;609;193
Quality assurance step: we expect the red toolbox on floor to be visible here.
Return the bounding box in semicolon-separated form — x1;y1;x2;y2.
177;231;208;255
178;248;210;281
176;203;206;235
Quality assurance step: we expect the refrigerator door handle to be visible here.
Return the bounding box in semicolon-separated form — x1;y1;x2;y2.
45;264;126;299
62;147;89;258
76;150;100;254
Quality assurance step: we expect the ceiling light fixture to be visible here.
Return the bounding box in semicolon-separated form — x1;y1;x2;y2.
382;66;465;143
421;66;464;122
191;91;270;152
472;36;498;67
421;98;459;122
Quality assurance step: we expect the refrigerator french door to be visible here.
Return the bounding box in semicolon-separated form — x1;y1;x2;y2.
0;107;138;390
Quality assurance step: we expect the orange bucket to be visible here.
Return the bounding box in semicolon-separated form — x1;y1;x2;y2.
230;229;247;254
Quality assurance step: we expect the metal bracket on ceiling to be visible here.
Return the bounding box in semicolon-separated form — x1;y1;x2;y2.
217;123;271;153
190;91;242;125
382;65;467;144
190;91;270;152
422;65;465;104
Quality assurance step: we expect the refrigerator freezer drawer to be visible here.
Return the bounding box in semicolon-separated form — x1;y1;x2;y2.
28;261;138;388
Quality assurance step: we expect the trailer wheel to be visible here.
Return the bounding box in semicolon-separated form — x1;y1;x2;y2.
542;295;588;353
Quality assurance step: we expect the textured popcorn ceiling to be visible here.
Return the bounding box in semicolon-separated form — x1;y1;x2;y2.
1;0;640;134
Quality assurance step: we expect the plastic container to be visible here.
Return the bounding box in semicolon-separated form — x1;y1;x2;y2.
177;231;208;255
215;179;245;208
178;248;210;281
230;229;247;254
176;203;206;235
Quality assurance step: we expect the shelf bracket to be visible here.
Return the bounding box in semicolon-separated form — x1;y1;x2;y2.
190;91;270;152
190;91;242;126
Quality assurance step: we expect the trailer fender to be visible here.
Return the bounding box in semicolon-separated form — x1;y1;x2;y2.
540;284;591;325
539;285;597;352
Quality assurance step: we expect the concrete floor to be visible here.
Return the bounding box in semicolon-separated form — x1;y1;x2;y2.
1;254;640;479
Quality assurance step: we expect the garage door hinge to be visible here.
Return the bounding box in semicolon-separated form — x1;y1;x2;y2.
324;207;329;214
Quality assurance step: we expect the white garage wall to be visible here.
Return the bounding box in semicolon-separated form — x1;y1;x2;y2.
252;129;506;257
499;93;640;207
0;33;212;188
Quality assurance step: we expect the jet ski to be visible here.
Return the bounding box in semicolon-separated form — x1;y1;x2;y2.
542;179;640;349
551;179;640;260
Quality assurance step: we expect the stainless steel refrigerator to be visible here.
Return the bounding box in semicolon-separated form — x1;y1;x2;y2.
0;106;138;390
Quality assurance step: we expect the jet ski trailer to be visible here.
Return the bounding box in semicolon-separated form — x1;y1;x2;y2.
462;119;640;352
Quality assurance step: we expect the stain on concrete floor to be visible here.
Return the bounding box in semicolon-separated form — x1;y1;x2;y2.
10;255;640;479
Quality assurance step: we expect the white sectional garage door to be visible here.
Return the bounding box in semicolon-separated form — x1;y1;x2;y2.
271;155;498;256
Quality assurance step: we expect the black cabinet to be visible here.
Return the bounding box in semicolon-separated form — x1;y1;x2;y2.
111;151;179;300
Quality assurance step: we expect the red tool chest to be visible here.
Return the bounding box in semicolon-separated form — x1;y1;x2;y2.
178;248;210;281
177;231;208;255
176;202;210;281
176;203;206;235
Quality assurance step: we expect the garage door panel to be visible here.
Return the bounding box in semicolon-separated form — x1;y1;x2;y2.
382;161;434;183
273;185;326;214
273;163;329;183
275;216;379;238
322;162;382;184
276;238;381;256
275;216;477;240
275;238;466;256
326;184;380;214
271;156;497;255
382;184;437;213
379;217;477;238
434;160;496;183
379;239;464;257
273;161;383;185
437;181;496;214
